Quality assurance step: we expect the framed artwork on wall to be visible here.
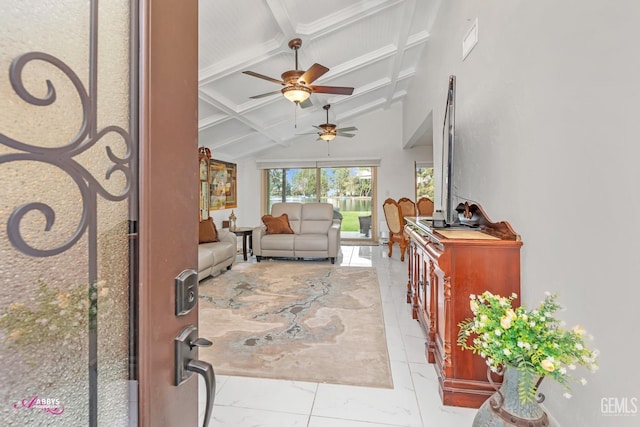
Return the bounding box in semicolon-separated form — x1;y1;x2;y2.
209;159;237;210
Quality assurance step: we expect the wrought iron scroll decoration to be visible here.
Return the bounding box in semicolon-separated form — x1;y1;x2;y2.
0;2;133;426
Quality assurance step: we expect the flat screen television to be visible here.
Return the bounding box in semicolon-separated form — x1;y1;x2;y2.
441;75;456;224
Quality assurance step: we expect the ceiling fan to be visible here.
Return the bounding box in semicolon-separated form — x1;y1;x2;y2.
301;104;358;141
242;38;354;108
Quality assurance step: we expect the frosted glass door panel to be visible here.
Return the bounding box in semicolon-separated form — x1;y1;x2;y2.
0;2;135;426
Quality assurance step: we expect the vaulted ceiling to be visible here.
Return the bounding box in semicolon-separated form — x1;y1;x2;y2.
198;0;440;160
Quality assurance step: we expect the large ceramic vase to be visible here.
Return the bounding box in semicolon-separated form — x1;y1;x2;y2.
473;366;558;427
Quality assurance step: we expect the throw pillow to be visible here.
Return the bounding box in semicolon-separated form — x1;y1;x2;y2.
199;218;219;243
262;213;294;234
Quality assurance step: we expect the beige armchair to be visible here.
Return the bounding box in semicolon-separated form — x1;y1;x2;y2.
382;198;408;261
416;197;434;216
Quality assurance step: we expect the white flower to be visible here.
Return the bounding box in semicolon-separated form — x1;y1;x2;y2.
575;343;584;350
530;321;536;327
494;329;502;336
580;378;587;386
568;364;576;370
572;325;586;336
544;291;551;296
541;358;555;372
559;367;567;374
511;292;518;298
503;349;511;356
563;392;572;399
469;294;476;299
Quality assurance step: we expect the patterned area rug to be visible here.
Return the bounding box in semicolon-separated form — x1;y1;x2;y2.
198;260;393;388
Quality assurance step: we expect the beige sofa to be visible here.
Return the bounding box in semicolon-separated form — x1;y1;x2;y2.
253;202;341;264
198;228;237;281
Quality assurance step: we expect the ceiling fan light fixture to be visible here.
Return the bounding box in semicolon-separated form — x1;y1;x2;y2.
319;132;336;141
282;85;311;104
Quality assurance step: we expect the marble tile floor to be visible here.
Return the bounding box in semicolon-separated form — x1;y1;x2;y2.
198;244;477;427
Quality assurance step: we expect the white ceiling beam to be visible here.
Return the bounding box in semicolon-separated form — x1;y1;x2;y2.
384;0;415;110
198;91;287;146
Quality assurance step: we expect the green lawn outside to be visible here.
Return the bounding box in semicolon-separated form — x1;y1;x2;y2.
340;211;371;232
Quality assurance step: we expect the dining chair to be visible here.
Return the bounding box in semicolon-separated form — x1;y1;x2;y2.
382;198;408;261
416;197;435;216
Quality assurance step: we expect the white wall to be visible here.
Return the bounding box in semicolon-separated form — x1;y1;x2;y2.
234;103;430;231
403;1;640;426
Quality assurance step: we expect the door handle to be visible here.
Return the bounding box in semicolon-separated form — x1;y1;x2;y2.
186;359;215;427
175;325;215;427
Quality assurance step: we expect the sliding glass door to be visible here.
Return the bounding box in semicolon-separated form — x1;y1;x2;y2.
266;166;374;241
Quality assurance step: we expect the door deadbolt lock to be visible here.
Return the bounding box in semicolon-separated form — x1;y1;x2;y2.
175;269;198;316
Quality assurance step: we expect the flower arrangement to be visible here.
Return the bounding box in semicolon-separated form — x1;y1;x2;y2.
457;291;599;403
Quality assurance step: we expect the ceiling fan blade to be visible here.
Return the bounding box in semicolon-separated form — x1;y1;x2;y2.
300;63;329;85
312;125;324;131
336;126;358;132
299;98;313;109
242;70;285;85
336;132;356;138
249;90;282;99
310;85;354;95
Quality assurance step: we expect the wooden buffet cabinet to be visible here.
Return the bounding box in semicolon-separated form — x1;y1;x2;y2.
404;203;522;408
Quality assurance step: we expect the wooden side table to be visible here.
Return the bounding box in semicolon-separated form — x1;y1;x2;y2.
229;227;253;261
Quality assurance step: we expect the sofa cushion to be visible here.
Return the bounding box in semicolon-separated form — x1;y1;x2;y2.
271;203;302;234
198;246;215;273
200;240;236;265
260;233;296;250
199;218;219;243
300;203;333;235
262;213;294;234
294;234;328;251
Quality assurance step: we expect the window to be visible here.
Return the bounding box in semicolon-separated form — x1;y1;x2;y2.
264;166;375;240
415;164;434;201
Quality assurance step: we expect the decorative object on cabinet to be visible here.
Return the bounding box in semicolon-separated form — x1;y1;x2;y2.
209;159;237;210
403;203;522;408
416;197;434;216
397;197;416;221
198;147;211;220
199;181;209;221
459;292;598;425
382;198;408;261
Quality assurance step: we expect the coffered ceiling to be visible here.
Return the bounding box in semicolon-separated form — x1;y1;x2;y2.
198;0;440;159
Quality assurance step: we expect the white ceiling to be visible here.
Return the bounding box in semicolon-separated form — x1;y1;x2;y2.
198;0;440;160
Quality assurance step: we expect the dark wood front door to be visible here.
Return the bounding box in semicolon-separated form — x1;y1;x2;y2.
0;1;201;426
